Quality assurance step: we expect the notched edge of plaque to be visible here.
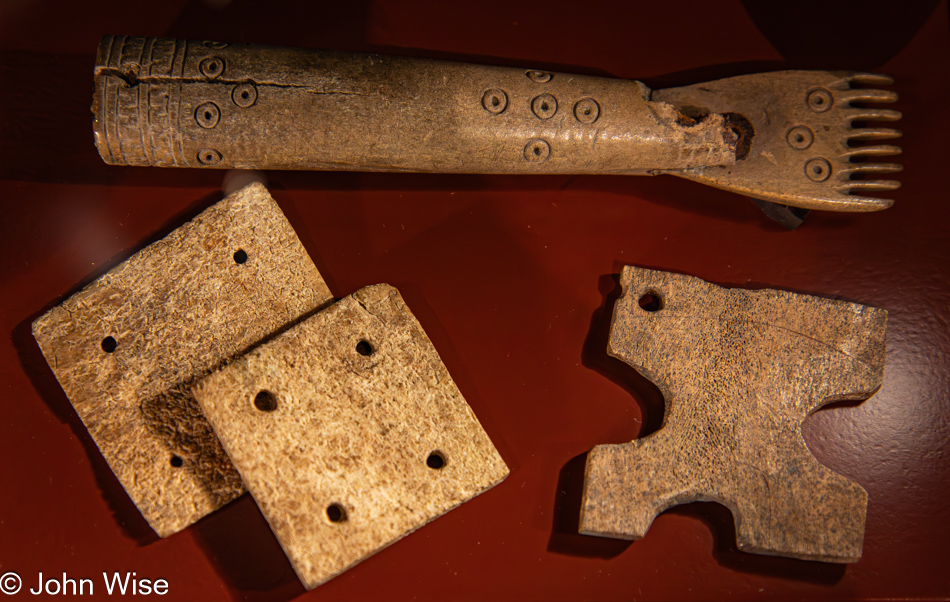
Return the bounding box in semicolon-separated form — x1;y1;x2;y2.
579;265;886;563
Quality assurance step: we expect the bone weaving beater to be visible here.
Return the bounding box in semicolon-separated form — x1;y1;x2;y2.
93;35;902;212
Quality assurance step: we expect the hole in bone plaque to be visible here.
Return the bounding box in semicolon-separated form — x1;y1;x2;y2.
326;504;347;522
101;336;117;353
638;292;663;312
254;390;278;412
426;452;446;470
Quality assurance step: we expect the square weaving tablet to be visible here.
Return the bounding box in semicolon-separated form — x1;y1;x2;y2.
193;284;509;589
32;183;333;537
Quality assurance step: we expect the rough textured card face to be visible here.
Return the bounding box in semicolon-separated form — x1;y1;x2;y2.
192;284;509;590
31;183;333;537
580;266;887;563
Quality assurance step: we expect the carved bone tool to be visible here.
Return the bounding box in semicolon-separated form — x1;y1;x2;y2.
93;35;900;212
580;266;887;562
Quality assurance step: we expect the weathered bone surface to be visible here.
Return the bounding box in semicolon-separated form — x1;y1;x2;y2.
92;35;737;175
192;284;509;590
580;266;887;563
32;183;333;537
653;71;902;212
91;36;902;212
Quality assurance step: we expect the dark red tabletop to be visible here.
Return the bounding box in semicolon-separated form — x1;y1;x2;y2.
1;1;947;600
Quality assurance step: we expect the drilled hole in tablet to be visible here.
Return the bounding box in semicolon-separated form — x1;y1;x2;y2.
326;504;346;523
356;340;373;356
254;390;278;412
233;249;248;264
638;292;663;312
170;455;184;468
427;451;446;470
101;336;117;353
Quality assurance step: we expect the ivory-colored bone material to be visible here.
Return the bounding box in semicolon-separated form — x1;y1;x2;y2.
93;35;737;175
31;183;333;537
93;37;904;212
580;266;887;563
193;284;509;589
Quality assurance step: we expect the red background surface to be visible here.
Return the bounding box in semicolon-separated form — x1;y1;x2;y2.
1;1;948;600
